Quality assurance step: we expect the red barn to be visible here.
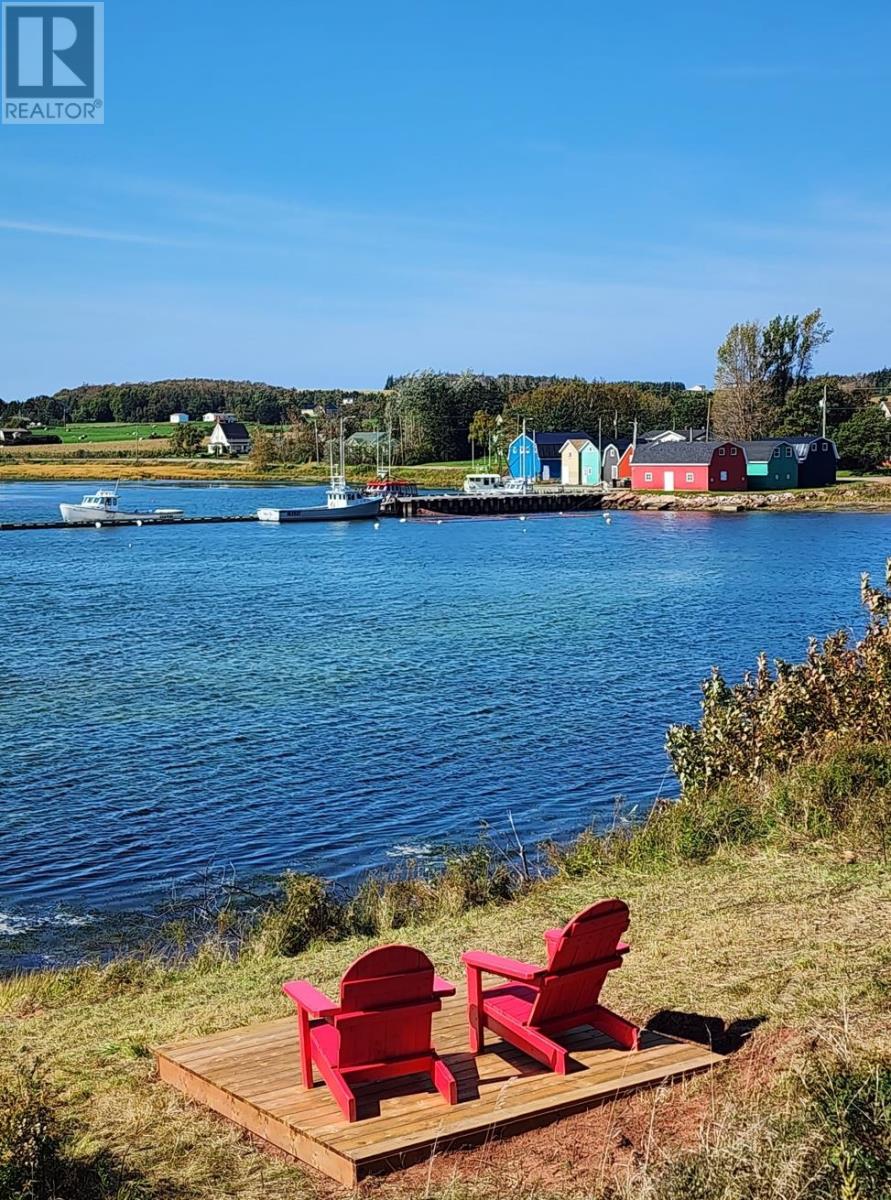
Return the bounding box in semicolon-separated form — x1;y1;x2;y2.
630;441;748;492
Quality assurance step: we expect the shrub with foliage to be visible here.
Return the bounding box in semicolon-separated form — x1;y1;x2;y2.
667;560;891;793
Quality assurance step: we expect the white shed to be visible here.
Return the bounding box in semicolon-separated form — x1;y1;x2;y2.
169;412;190;424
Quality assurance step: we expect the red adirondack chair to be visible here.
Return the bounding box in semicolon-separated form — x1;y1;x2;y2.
282;944;458;1121
462;898;639;1074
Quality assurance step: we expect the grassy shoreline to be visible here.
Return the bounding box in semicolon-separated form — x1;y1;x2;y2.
3;458;891;512
1;781;888;1199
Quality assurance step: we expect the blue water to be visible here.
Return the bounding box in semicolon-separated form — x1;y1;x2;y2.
1;481;889;959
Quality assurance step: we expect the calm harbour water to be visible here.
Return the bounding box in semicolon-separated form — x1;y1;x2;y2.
1;481;889;965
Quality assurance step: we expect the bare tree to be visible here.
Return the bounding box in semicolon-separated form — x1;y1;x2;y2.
713;320;768;439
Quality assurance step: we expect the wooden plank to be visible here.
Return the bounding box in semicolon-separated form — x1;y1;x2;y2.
154;992;722;1186
156;1052;357;1187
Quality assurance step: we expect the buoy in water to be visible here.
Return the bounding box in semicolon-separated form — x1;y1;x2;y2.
399;517;407;523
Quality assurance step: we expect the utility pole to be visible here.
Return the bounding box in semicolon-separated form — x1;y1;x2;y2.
822;384;827;438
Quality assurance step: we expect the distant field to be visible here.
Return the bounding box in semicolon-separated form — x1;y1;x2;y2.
43;422;203;443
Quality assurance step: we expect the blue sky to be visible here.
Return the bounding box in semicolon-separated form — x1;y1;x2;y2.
2;0;890;399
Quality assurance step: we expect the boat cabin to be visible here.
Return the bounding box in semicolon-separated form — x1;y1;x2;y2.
464;473;503;494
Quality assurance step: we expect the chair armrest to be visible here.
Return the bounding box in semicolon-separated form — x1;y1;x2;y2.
282;979;338;1017
433;974;456;998
461;950;544;982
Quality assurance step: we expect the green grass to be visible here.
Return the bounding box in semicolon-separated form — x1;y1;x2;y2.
1;844;888;1200
42;422;200;443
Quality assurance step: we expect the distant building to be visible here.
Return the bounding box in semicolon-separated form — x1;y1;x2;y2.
208;421;252;456
600;438;634;485
203;411;237;424
559;438;600;486
631;441;747;492
344;430;397;462
507;430;590;482
0;428;61;445
169;412;190;424
741;440;798;490
640;428;707;443
788;436;838;487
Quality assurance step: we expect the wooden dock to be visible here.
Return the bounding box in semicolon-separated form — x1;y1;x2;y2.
155;993;722;1186
0;514;259;532
382;490;606;518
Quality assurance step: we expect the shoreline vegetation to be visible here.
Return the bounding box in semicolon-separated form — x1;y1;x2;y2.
2;456;891;514
1;569;890;1197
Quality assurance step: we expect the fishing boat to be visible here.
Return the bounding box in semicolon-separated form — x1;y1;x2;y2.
364;476;418;499
463;472;505;495
59;488;183;526
257;422;382;523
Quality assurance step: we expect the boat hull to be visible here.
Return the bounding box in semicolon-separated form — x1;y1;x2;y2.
257;499;381;523
59;504;165;525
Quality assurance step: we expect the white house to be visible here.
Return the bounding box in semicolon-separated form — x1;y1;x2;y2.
208;421;252;456
169;412;190;424
203;411;237;423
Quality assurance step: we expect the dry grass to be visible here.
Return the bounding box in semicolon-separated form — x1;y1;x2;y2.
0;459;469;488
1;845;888;1199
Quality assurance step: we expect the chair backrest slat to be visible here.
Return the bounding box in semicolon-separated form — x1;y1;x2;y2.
333;945;440;1068
528;899;629;1026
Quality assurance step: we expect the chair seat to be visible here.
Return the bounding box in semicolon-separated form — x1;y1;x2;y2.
482;983;538;1023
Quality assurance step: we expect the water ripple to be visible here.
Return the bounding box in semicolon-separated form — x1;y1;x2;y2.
1;482;889;937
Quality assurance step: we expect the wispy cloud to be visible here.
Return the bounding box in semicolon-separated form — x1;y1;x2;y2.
0;217;198;247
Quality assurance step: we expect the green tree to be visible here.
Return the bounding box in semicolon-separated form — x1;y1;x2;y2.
468;409;496;462
762;309;832;406
770;379;856;437
670;391;710;432
835;407;891;471
168;423;204;455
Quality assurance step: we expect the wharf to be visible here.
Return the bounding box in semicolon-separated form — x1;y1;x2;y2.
0;514;259;532
382;490;606;518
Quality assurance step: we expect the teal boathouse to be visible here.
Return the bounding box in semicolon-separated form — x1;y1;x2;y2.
741;441;798;490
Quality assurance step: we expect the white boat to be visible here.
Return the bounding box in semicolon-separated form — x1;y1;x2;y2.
257;423;382;523
463;473;533;497
463;473;504;495
257;480;381;523
59;488;184;526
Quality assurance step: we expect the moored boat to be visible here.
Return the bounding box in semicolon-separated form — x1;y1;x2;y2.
257;481;381;523
258;423;382;523
59;488;184;526
364;476;418;499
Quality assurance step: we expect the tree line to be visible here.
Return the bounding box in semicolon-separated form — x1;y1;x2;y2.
2;339;889;469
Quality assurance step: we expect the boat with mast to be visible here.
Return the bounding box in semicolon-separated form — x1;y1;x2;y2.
257;420;382;523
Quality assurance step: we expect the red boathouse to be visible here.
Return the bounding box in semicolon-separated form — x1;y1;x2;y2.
630;441;748;492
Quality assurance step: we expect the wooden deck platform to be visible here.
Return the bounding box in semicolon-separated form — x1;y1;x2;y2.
155;994;722;1186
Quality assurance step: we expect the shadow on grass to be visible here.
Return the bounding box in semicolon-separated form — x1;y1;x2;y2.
645;1010;765;1054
